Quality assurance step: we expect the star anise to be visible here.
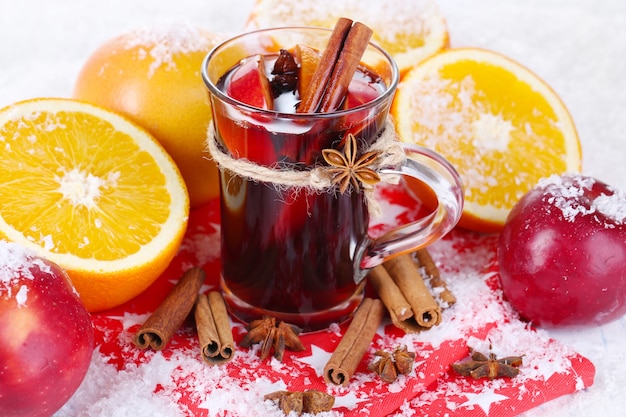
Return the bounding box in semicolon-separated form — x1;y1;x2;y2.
264;389;335;415
322;133;381;194
368;345;417;383
270;49;299;97
450;346;523;380
239;316;305;362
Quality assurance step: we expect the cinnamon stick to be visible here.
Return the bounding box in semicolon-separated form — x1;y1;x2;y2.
367;265;413;322
323;297;385;386
415;248;456;306
133;267;206;350
195;291;235;365
297;18;373;113
384;254;442;330
298;17;352;113
318;22;372;113
368;254;442;333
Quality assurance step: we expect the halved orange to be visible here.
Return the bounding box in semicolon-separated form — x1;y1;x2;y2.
392;48;581;233
245;0;449;76
0;98;189;311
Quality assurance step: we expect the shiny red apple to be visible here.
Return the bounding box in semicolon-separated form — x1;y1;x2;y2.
0;241;94;417
498;173;626;327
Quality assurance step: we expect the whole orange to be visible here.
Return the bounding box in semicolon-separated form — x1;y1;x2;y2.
73;24;222;208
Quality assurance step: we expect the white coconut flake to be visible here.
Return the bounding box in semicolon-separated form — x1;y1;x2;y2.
0;240;52;307
57;168;107;209
539;173;596;222
471;112;514;152
594;188;626;224
403;73;518;200
123;23;222;78
15;284;29;307
39;234;56;251
55;348;185;417
539;173;626;225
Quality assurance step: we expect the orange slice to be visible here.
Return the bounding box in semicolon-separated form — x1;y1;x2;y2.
392;48;581;233
0;98;190;311
245;0;449;76
293;43;322;99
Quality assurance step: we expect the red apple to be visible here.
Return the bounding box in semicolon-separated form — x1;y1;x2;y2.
0;241;94;417
341;77;384;139
226;54;274;110
219;54;279;165
343;77;381;110
498;173;626;327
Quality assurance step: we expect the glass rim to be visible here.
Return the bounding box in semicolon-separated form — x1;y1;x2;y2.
201;26;400;119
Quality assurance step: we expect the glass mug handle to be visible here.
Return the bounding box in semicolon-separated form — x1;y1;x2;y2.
356;143;464;278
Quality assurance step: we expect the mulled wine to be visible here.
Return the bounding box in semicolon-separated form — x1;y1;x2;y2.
202;25;464;331
215;48;388;330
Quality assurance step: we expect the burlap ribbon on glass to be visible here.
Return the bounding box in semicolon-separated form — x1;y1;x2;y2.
205;119;406;217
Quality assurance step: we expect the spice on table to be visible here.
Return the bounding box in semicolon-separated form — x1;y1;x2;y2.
451;346;523;380
264;389;335;415
415;248;456;306
324;297;385;386
240;316;305;362
367;253;441;333
195;291;235;365
133;267;206;350
368;345;417;383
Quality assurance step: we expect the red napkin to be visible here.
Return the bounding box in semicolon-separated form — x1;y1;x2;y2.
92;185;594;417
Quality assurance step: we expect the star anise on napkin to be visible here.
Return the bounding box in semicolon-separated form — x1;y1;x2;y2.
322;133;381;194
239;316;305;362
451;346;523;379
368;345;417;383
264;389;335;415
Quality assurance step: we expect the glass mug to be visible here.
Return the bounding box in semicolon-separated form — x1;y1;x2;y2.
202;27;464;331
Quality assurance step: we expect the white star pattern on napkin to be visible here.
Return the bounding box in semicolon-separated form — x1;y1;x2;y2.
459;389;509;415
107;312;151;331
294;344;333;378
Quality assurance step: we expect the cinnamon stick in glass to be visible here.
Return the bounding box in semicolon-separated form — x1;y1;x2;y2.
297;17;373;113
318;21;373;113
195;291;235;365
133;267;206;350
323;297;385;386
297;17;352;113
414;248;456;306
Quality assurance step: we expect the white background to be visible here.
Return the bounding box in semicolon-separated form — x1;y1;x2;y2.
1;1;625;415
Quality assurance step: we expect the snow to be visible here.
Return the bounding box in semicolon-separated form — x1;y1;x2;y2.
596;190;626;224
2;0;626;416
538;173;626;224
121;24;221;78
0;240;51;307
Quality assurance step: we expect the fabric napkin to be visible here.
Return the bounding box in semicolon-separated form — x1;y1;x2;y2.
92;187;595;417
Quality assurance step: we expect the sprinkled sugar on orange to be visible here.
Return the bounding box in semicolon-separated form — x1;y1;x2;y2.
0;98;189;312
246;0;449;76
392;48;581;233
